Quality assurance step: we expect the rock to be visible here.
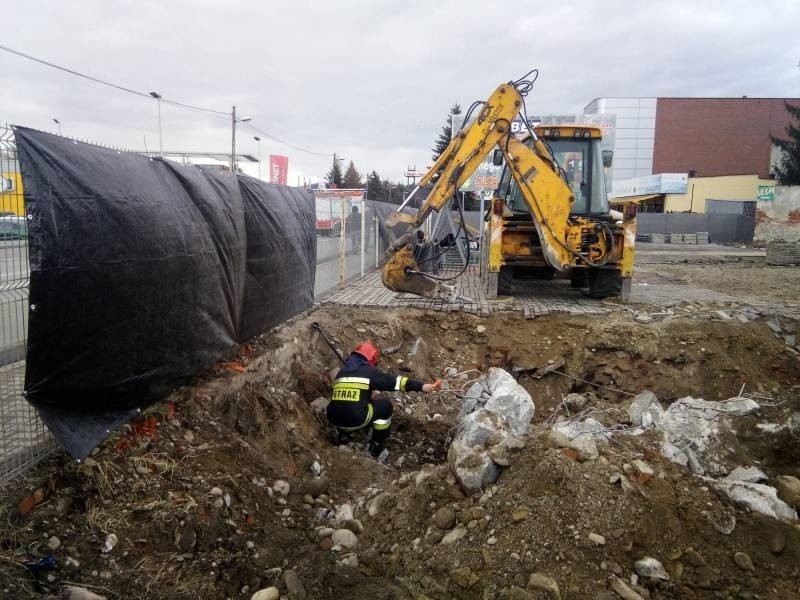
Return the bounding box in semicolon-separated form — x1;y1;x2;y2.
553;417;607;442
63;587;107;600
334;503;354;521
733;551;755;571
309;461;322;477
563;393;587;411
526;573;561;600
683;548;705;567
609;575;644;600
310;397;329;414
101;533;118;554
317;527;334;539
450;566;479;588
209;486;223;496
511;509;529;523
482;369;535;436
182;430;195;442
726;466;769;483
342;519;364;534
631;460;653;477
627;390;663;428
487;536;497;545
634;314;653;324
461;409;511;448
500;586;533;600
775;475;800;509
440;525;467;545
476;324;487;334
282;569;306;600
338;554;359;568
568;435;599;461
367;492;391;517
768;528;787;554
331;529;358;549
609;472;621;484
47;536;61;551
406;337;431;380
319;537;333;550
303;477;329;498
273;480;290;496
710;478;798;520
448;442;500;496
250;588;280;600
433;506;456;530
587;533;606;545
634;557;669;581
546;430;570;449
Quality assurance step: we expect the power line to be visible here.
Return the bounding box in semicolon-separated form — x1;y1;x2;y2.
243;122;331;158
0;44;331;156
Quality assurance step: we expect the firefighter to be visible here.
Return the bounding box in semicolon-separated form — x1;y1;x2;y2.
327;341;440;457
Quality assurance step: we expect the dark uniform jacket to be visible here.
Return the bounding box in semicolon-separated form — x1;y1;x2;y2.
326;354;423;429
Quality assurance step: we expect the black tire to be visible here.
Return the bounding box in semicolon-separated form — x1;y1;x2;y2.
588;268;622;299
498;266;513;295
570;269;589;288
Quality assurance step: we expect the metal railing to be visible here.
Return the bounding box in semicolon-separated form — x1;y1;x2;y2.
0;125;55;485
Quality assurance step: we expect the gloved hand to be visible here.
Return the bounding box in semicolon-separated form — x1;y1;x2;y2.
422;379;442;393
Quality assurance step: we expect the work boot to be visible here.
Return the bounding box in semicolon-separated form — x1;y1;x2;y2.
367;440;385;458
335;429;353;446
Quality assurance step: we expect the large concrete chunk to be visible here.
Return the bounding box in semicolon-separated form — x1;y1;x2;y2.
484;383;534;436
628;390;664;428
448;441;500;496
460;409;510;448
710;478;798;521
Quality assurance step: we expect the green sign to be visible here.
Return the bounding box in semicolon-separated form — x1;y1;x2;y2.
757;185;775;201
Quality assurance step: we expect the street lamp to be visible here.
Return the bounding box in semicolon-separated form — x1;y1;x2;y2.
149;92;163;157
52;118;61;135
253;136;262;179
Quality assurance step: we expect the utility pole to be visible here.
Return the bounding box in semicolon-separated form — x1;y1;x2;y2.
149;92;163;157
254;136;262;179
231;105;237;173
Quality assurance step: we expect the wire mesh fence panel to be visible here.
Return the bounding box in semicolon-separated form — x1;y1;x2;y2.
0;125;55;485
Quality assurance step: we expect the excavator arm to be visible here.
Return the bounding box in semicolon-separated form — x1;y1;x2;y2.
381;78;615;299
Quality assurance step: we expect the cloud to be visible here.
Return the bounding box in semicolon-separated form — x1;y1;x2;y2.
1;0;798;181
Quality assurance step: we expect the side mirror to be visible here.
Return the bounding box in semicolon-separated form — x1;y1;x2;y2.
492;149;504;166
602;150;613;168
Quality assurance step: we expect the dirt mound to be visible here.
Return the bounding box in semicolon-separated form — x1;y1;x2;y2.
2;306;799;599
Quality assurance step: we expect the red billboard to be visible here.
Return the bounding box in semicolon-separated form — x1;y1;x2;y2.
269;155;288;185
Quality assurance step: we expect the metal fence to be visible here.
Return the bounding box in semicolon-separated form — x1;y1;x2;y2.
0;125;55;485
312;198;478;299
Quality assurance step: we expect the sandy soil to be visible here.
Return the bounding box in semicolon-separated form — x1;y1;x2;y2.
637;260;800;306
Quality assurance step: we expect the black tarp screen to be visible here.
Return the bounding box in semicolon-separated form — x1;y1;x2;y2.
15;127;315;459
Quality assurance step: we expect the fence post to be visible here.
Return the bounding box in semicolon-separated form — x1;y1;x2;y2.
360;199;366;278
375;216;379;269
339;198;346;288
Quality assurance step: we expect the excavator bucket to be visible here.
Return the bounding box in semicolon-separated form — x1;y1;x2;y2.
381;239;455;301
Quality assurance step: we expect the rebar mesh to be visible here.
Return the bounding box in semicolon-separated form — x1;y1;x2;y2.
0;124;55;485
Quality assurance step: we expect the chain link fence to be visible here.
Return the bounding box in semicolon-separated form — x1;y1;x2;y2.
0;125;55;485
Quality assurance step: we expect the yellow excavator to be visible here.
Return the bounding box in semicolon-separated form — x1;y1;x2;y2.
382;71;636;301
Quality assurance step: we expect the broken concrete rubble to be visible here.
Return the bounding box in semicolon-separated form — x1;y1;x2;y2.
449;367;534;494
707;478;798;521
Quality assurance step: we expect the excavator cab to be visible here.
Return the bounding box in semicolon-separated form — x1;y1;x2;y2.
498;126;610;217
483;125;629;298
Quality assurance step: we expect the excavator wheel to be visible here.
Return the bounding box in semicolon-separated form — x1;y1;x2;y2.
588;268;622;299
570;269;589;288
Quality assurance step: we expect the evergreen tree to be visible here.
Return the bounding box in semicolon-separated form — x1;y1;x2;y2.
771;102;800;185
325;154;344;187
343;160;363;188
431;103;462;162
366;171;383;200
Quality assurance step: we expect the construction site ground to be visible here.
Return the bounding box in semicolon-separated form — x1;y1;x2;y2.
1;243;799;600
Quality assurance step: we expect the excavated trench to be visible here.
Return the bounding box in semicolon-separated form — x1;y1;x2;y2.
3;304;800;599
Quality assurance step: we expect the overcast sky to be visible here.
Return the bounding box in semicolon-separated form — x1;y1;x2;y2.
1;0;798;184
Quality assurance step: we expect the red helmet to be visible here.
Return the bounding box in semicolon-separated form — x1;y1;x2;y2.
353;341;380;367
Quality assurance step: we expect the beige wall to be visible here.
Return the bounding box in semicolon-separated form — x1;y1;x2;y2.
665;175;776;213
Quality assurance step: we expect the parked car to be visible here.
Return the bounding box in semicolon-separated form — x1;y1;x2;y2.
0;216;27;240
